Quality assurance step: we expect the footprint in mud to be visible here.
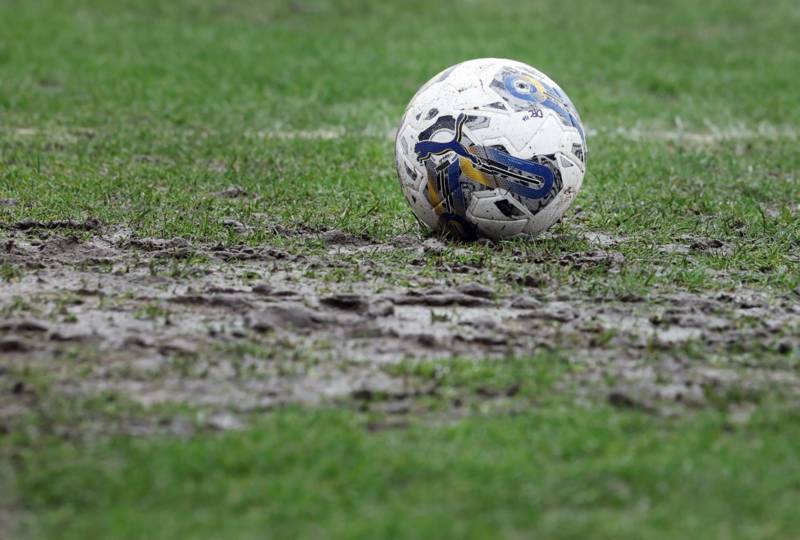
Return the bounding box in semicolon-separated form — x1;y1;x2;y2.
320;294;368;311
248;302;335;332
170;294;254;312
388;288;493;307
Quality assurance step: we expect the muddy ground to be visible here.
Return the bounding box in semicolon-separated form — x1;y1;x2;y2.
2;221;800;435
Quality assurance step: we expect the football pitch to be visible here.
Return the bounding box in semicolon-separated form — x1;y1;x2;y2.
2;0;800;538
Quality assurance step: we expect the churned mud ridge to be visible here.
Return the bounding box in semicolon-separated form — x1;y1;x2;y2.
3;217;103;232
1;224;799;434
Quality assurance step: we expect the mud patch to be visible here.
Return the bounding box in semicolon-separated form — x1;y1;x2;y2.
1;225;799;434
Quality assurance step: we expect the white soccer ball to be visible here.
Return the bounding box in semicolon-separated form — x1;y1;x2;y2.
395;58;586;240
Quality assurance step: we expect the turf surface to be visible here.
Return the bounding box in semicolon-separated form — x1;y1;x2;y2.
2;0;800;538
12;405;800;539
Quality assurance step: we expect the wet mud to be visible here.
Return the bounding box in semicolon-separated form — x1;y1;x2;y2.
1;223;799;433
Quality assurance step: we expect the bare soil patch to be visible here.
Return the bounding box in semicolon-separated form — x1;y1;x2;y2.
2;224;799;433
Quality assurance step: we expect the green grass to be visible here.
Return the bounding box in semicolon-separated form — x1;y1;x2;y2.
3;0;800;538
6;351;800;539
10;405;800;540
6;348;800;539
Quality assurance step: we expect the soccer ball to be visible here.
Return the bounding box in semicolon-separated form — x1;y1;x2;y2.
395;58;586;240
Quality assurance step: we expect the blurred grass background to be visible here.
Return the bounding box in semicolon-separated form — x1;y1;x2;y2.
2;0;799;130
